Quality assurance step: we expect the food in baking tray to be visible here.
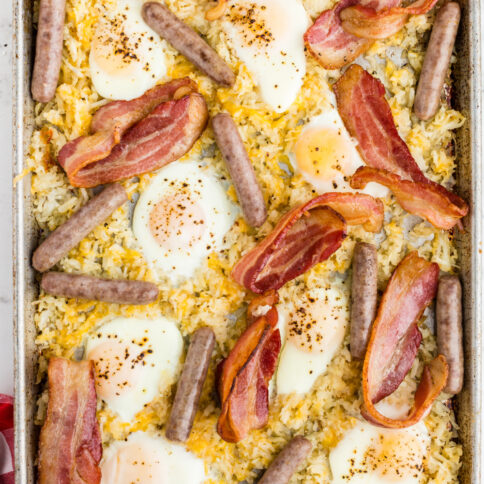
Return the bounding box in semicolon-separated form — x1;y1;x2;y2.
29;0;467;481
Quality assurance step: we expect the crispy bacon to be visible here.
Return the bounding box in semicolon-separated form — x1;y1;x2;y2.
361;251;448;428
314;192;384;233
38;358;102;484
341;0;439;40
217;298;281;442
304;0;373;70
304;0;438;68
59;93;208;187
304;0;402;69
58;78;207;187
232;192;384;294
90;78;197;134
59;79;195;179
334;66;468;228
333;65;427;183
351;167;469;230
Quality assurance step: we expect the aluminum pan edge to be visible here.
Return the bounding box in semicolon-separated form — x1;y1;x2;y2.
12;0;484;482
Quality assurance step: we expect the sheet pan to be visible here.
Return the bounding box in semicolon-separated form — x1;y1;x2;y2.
12;0;484;482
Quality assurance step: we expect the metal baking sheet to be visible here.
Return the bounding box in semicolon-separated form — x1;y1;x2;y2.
12;0;484;482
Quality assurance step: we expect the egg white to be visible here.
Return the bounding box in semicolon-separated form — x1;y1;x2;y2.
288;100;388;198
329;418;430;484
132;160;237;285
275;285;349;395
90;0;168;100
85;317;183;422
221;0;310;113
101;431;206;484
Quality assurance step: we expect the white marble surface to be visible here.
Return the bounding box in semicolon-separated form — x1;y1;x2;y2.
0;4;13;396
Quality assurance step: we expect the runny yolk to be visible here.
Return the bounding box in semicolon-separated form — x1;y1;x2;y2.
286;293;347;354
149;192;206;251
102;443;166;483
294;127;353;181
87;341;145;400
91;12;139;77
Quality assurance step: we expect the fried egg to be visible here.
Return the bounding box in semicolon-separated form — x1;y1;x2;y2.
133;160;237;285
90;0;167;100
85;317;183;422
329;419;430;484
275;285;349;395
101;431;206;484
288;105;388;198
221;0;310;113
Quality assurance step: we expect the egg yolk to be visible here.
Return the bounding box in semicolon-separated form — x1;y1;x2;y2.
91;13;139;77
87;340;147;400
365;431;427;481
228;0;290;50
294;127;354;182
148;192;206;251
102;443;166;483
286;293;347;354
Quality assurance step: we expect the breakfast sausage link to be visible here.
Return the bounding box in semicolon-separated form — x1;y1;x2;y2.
41;272;159;305
436;275;463;395
259;436;312;484
414;2;461;121
350;242;378;359
212;113;267;227
32;183;128;273
31;0;67;103
165;327;216;443
142;2;235;87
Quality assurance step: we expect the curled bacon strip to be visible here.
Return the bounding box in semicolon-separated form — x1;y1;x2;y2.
39;358;102;484
361;251;448;428
316;192;384;233
305;0;438;68
232;192;383;294
217;294;281;442
304;0;374;70
333;64;427;183
334;65;468;229
58;79;207;187
351;167;469;230
341;0;440;40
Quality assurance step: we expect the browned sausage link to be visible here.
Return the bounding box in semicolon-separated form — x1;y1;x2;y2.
350;242;378;359
31;0;67;103
32;184;128;272
436;275;463;395
212;113;267;227
414;2;461;121
41;272;159;304
165;327;216;443
142;2;235;87
259;436;312;484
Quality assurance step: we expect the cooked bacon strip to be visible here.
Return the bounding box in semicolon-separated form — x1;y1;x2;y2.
57;78;204;187
90;78;197;133
59;78;196;178
350;167;469;230
341;0;439;40
334;65;468;228
333;65;427;183
304;0;400;69
217;298;281;442
314;192;384;233
361;251;448;428
232;192;384;294
59;93;208;187
304;0;372;70
38;358;102;484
